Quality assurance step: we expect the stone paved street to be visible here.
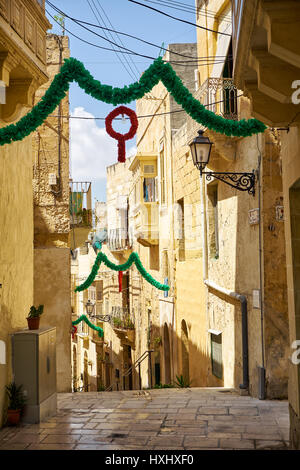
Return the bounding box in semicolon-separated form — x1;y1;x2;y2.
0;388;290;450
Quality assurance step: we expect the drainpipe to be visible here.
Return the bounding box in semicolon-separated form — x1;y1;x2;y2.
200;175;249;391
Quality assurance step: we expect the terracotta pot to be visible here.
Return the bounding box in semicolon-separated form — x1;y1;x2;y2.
27;317;40;330
7;409;21;426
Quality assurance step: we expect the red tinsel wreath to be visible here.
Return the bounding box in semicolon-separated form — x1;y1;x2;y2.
105;106;138;163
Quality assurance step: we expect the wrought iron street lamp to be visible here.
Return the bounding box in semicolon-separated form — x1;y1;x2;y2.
189;130;256;196
85;299;111;322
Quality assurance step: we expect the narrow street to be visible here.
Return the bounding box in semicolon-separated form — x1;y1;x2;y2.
0;388;289;450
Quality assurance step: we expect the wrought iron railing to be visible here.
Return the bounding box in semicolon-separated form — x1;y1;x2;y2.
107;228;130;251
198;77;238;120
110;306;135;330
69;181;92;227
105;349;154;392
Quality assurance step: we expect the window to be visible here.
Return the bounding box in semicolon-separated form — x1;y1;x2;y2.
96;280;103;301
178;198;185;261
211;333;223;379
160;145;166;204
207;185;219;259
143;178;156;202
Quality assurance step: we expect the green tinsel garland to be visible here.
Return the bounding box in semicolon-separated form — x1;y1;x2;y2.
72;314;104;338
0;57;266;146
75;251;170;293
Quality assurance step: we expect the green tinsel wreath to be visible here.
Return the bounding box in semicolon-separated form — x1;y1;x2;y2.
0;57;266;146
75;251;170;293
72;314;104;338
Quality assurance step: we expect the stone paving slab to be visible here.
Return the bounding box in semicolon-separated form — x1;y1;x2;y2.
0;388;290;450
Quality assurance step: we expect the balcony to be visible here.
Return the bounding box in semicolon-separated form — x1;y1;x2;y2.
133;201;159;247
199;78;238;121
232;0;300;126
0;0;51;122
129;153;159;247
107;228;131;253
110;306;135;344
70;181;92;249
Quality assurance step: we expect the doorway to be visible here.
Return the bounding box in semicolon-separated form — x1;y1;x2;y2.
163;323;171;384
181;319;190;382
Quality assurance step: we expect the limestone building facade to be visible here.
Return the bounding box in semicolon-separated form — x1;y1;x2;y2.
32;33;71;393
230;0;300;448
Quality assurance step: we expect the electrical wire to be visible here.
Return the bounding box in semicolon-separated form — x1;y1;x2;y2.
46;1;232;65
93;0;141;79
127;0;232;36
144;0;231;19
141;0;231;22
49;94;244;121
86;0;138;81
47;9;223;66
47;0;231;62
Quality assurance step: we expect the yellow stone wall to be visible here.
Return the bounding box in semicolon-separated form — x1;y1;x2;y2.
0;136;34;426
280;125;300;415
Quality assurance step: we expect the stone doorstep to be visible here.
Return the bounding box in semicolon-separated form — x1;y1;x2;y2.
255;440;288;450
219;439;255;449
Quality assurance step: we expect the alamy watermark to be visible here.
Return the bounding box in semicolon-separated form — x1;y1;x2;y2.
291;80;300;105
291;341;300;365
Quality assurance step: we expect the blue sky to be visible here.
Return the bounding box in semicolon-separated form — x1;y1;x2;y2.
46;0;197;203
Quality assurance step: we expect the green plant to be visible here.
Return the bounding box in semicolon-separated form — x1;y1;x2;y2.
113;317;122;328
174;374;192;388
27;305;44;319
153;336;162;347
154;383;175;389
124;316;134;329
97;381;106;392
5;382;27;410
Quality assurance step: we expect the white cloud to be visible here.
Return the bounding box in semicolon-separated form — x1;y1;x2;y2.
70;106;136;182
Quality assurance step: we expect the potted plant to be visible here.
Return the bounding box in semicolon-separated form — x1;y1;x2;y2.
5;382;26;425
27;305;44;330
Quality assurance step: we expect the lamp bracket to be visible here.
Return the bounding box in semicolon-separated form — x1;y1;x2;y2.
89;314;111;322
201;170;255;196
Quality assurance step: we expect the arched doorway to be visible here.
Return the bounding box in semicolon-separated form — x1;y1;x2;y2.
163;323;171;384
83;351;89;391
181;320;190;382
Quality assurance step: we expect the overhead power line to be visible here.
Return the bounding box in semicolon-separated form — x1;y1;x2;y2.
141;0;231;22
127;0;232;36
47;1;232;64
49;94;244;121
86;0;139;81
47;9;231;68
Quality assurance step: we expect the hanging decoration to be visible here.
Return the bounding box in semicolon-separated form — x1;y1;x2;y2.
75;251;170;293
71;325;77;339
118;271;123;293
0;57;266;148
105;106;138;163
72;315;104;338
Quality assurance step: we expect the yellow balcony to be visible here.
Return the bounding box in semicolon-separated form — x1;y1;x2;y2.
129;152;159;247
0;0;51;122
133;201;159;247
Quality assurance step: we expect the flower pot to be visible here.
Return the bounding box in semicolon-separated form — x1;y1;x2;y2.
27;317;40;330
7;409;21;426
